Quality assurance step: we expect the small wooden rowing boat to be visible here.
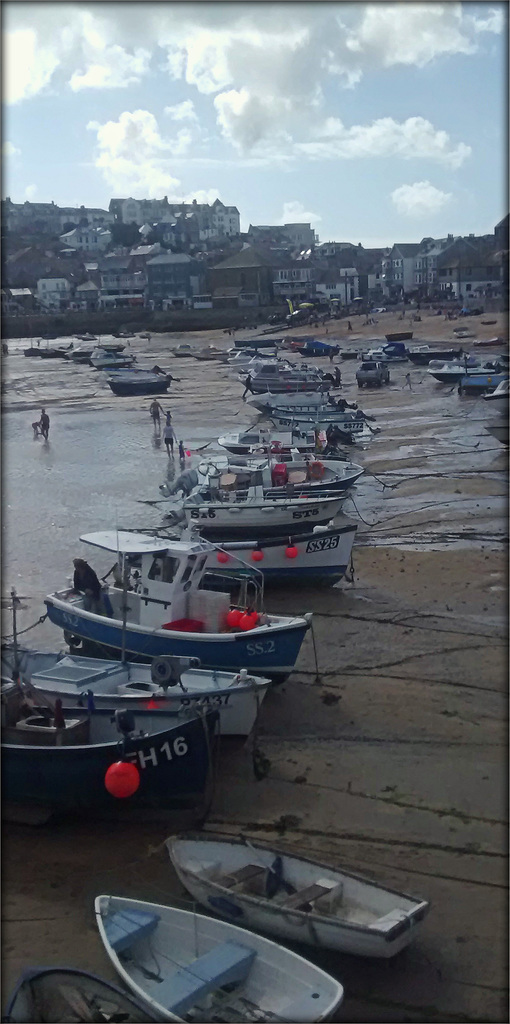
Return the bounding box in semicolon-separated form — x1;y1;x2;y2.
95;894;344;1022
167;833;430;959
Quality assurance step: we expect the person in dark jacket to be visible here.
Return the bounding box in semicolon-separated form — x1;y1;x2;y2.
39;408;50;440
72;558;103;612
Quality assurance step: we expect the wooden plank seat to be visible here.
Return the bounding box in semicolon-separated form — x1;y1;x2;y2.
159;942;256;1017
219;864;267;890
104;908;160;954
278;883;333;911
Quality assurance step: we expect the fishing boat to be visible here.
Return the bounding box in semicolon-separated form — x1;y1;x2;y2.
167;833;430;960
218;427;318;456
107;369;172;396
427;357;506;383
201;518;358;584
234;336;286;349
361;341;408;362
44;532;311;681
3;966;159;1023
75;333;98;342
90;347;137;370
162;468;349;539
195;346;229;361
184;453;364;497
482;377;509;415
1;680;218;818
38;345;73;359
457;372;508;395
246;391;331;413
406;344;464;365
95;895;344;1023
473;336;505;347
173;344;195;357
233;356;291;377
3;646;271;737
242;366;329;395
269;407;366;434
66;346;96;363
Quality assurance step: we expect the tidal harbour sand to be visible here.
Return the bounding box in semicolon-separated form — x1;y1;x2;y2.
2;309;508;1021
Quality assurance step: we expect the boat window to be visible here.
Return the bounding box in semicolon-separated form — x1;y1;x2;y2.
148;556;164;580
180;556;197;584
161;556;179;582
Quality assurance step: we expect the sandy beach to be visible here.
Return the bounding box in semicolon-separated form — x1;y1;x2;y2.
1;307;508;1022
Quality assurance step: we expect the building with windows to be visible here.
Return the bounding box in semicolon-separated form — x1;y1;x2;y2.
146;253;204;308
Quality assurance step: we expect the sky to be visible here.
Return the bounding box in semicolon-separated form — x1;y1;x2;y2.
2;1;508;247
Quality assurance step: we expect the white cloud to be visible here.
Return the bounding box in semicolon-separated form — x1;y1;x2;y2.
87;110;182;197
25;184;38;200
469;8;506;34
69;45;150;91
279;201;322;226
4;27;60;104
296;116;470;169
3;142;21;157
390;181;453;217
346;4;477;68
164;100;198;123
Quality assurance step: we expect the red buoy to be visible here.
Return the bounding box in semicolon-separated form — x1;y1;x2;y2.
226;608;243;628
105;761;140;799
239;611;258;631
251;549;264;562
285;545;299;559
217;551;229;564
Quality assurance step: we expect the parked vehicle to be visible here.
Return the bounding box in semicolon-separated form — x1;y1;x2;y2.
356;361;390;387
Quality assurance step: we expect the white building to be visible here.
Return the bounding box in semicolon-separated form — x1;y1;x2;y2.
59;226;111;252
36;277;73;309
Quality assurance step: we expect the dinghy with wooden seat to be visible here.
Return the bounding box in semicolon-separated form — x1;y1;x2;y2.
2;966;158;1022
166;833;430;959
95;895;344;1022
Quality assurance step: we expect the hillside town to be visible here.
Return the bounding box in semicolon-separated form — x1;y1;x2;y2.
2;195;508;317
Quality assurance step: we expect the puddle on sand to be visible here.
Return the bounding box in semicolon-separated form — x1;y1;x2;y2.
357;533;507;552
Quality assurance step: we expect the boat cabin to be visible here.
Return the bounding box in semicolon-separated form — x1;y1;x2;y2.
66;532;233;633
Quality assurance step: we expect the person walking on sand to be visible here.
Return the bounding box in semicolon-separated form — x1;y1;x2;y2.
163;413;176;456
404;372;413;391
242;373;254;399
39;408;50;440
149;399;165;428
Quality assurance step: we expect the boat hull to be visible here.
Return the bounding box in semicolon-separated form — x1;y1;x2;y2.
96;895;344;1023
271;411;365;432
4;649;271;737
183;495;347;537
108;378;171;396
204;521;357;582
3;967;159;1023
44;597;310;681
2;709;217;816
407;348;463;365
168;836;429;960
458;373;508;394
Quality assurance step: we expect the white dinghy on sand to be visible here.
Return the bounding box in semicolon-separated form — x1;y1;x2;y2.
166;833;430;959
95;895;344;1023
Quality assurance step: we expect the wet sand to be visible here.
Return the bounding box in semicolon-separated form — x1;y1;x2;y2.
1;309;508;1021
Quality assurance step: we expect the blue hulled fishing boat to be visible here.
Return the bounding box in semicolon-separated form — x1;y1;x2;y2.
44;532;311;682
